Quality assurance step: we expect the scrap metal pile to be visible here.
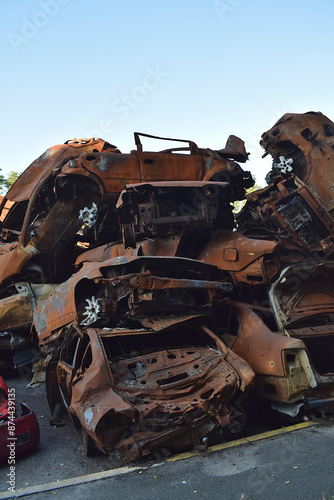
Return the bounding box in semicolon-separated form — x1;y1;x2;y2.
1;113;334;462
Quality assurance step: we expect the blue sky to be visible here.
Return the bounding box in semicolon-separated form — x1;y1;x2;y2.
2;0;334;185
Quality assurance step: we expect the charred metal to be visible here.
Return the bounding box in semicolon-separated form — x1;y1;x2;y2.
1;119;334;461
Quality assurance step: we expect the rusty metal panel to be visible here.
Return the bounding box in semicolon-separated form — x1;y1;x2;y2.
0;133;252;290
116;181;234;249
261;112;334;213
238;175;334;253
4;120;334;458
0;283;55;331
5;139;117;203
217;302;318;404
197;229;281;286
269;262;334;329
34;255;232;348
46;319;254;460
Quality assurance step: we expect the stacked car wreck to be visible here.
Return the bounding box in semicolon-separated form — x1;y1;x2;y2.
1;115;334;461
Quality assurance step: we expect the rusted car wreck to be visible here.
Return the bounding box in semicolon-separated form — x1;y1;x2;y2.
1;116;334;461
46;320;254;460
33;256;254;459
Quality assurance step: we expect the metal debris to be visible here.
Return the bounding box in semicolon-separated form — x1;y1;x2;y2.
1;119;334;460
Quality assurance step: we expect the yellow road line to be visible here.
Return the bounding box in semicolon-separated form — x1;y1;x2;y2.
0;421;317;498
167;421;315;462
0;465;145;499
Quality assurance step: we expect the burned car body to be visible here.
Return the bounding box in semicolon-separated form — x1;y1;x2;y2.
261;111;334;214
77;229;296;289
0;134;252;288
0;282;56;333
210;302;317;411
3;114;334;460
0;137;117;286
37;254;254;460
75;180;235;265
237;175;334;254
116;180;234;251
238;111;334;256
60;132;253;202
269;261;334;330
33;255;232;351
267;262;334;413
196;230;309;287
46;319;254;461
76;181;309;288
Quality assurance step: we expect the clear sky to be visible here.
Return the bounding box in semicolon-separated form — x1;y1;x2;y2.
2;0;334;185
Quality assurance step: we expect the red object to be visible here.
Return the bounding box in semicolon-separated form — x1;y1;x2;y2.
0;376;40;464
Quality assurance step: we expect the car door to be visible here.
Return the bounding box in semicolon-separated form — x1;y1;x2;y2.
134;132;203;182
57;328;82;408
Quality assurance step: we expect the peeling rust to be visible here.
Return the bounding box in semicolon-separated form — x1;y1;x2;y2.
2;118;334;460
46;319;254;460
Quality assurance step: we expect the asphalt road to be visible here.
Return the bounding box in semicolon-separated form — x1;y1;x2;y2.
1;373;334;500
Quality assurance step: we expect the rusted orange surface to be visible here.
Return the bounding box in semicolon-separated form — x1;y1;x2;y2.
0;283;55;331
46;319;254;460
216;301;315;403
2;118;334;459
238;175;334;253
60;132;253;202
34;255;232;349
5;139;118;203
261;112;334;213
0;138;116;287
77;182;309;287
0;134;252;289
